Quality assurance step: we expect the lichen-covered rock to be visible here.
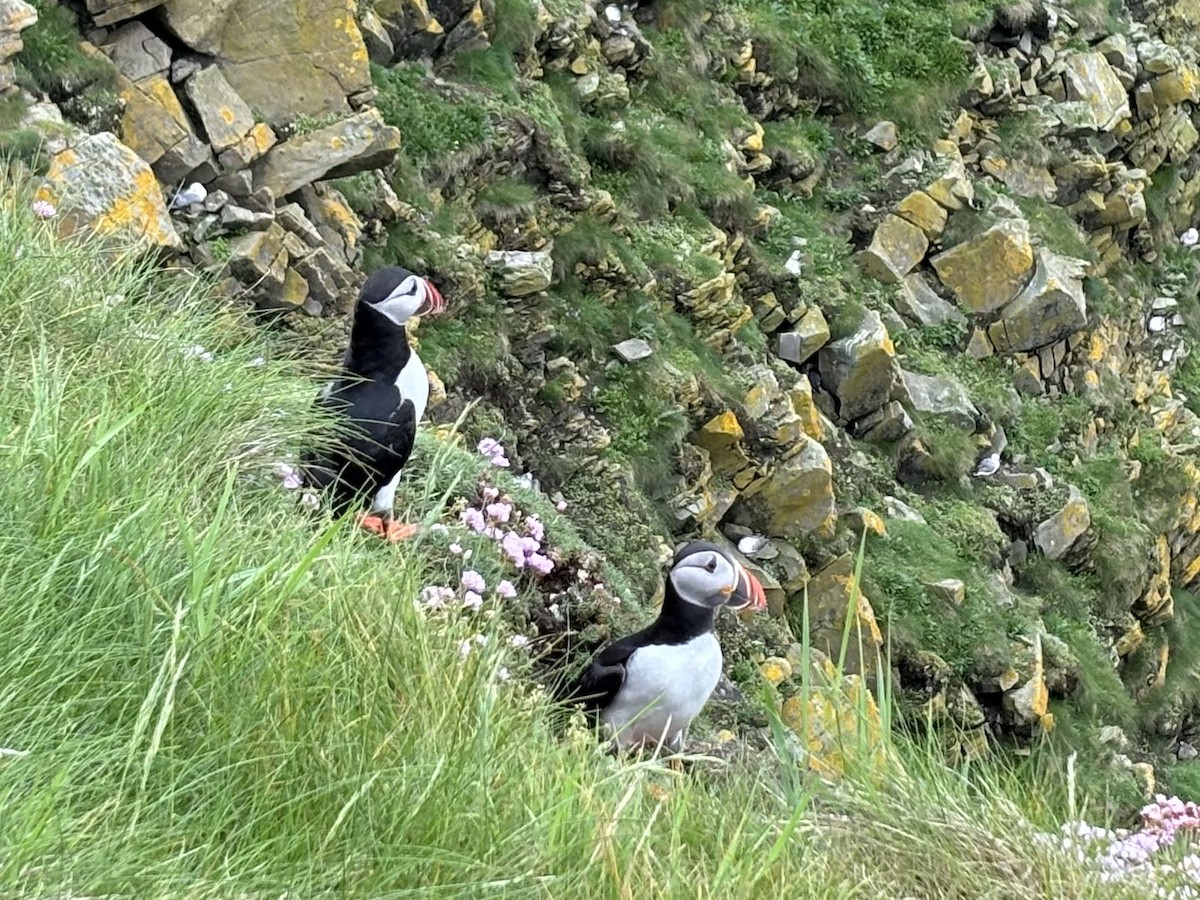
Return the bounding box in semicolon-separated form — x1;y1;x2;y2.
740;435;835;539
0;0;34;91
1034;485;1091;561
776;306;829;366
35;131;181;251
1134;535;1175;627
161;0;371;123
895;190;947;239
894;273;965;327
931;218;1035;315
856;214;929;284
86;0;166;26
227;223;287;292
184;65;257;153
798;553;884;677
925;140;975;211
901;370;979;431
1057;51;1131;133
818;310;900;422
780;664;891;780
485;249;554;297
252;109;401;197
987;249;1088;353
117;72;212;184
101;20;171;82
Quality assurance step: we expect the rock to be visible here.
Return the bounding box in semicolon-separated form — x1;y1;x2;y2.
292;246;350;306
788;377;824;441
883;495;925;524
695;410;744;453
901;370;979;431
85;0;167;26
485;249;554;297
227;222;287;291
102;21;172;81
612;338;653;362
925;140;975;211
34;131;181;251
863;120;897;151
184;65;257;152
895;190;948;239
895;433;936;486
777;307;829;366
860;400;913;444
802;553;884;677
1149;65;1199;109
252;109;401;197
988;249;1088;353
276;202;324;247
894;273;966;327
117;72;212;185
359;7;395;65
857;214;929;284
161;0;372;123
741;435;835;539
931;218;1035;315
297;184;362;265
781;668;889;780
1034;485;1091;561
218;122;277;170
925;578;965;605
818;310;901;422
1058;52;1131;132
981;157;1057;201
966;327;993;358
1004;634;1052;731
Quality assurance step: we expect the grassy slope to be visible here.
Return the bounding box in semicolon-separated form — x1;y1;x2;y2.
0;188;1134;896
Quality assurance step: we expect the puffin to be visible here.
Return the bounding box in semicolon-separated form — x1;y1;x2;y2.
300;265;446;540
570;541;768;754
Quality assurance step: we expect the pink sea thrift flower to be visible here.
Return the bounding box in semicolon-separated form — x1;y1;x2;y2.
496;579;517;599
461;507;486;532
528;553;554;575
461;570;486;594
274;463;303;490
462;591;483;612
486;502;513;523
31;199;55;219
501;531;527;568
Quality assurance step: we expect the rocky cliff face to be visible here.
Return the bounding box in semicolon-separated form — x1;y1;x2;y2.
7;0;1200;794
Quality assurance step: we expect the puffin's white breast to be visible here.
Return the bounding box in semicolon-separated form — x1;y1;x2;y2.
395;349;429;425
601;633;722;749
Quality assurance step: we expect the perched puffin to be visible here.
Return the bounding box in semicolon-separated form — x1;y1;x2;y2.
570;541;767;753
301;266;446;540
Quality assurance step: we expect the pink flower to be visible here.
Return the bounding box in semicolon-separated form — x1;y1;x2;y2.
461;570;486;594
524;516;545;542
461;507;486;532
300;491;320;510
501;531;527;567
482;486;500;502
420;586;453;609
496;579;517;599
489;453;510;468
486;502;513;523
449;542;464;555
462;591;483;612
520;535;542;555
274;462;302;490
556;500;568;511
31;199;55;219
496;666;511;682
478;437;504;459
528;553;554;575
510;634;530;649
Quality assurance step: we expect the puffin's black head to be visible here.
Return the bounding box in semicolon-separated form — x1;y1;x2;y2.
356;266;446;331
668;541;767;612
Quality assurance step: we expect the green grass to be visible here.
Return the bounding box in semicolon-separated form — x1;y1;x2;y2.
0;186;1153;897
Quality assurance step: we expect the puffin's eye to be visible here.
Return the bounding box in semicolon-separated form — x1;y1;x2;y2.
704;556;717;573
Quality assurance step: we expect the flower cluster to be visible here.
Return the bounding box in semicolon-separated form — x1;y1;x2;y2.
274;462;319;509
460;485;555;577
31;199;56;220
1040;795;1200;897
478;437;510;468
418;569;519;614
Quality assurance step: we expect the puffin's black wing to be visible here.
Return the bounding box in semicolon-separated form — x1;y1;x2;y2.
301;380;417;515
570;637;641;713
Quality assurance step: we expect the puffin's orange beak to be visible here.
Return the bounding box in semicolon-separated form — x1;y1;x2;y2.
729;562;767;612
421;279;446;316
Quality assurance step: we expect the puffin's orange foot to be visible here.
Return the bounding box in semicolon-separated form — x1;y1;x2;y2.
357;514;419;542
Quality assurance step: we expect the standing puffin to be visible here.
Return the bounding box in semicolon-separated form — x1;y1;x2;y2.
301;266;446;540
570;541;767;753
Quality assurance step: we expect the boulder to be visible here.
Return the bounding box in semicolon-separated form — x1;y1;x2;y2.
860;400;913;444
161;0;372;123
612;338;652;362
856;214;929;283
85;0;167;26
781;669;889;780
800;553;884;677
1034;485;1091;561
895;190;947;239
252;109;401;197
776;306;829;366
1003;634;1052;731
1057;52;1131;133
741;434;835;539
931;218;1035;315
117;72;212;185
34;131;181;251
894;273;965;327
227;222;287;291
901;370;979;431
818;310;901;422
925;140;975;211
359;7;395;65
863;120;897;151
987;249;1088;353
0;0;33;91
485;250;554;297
101;21;172;81
184;65;257;152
